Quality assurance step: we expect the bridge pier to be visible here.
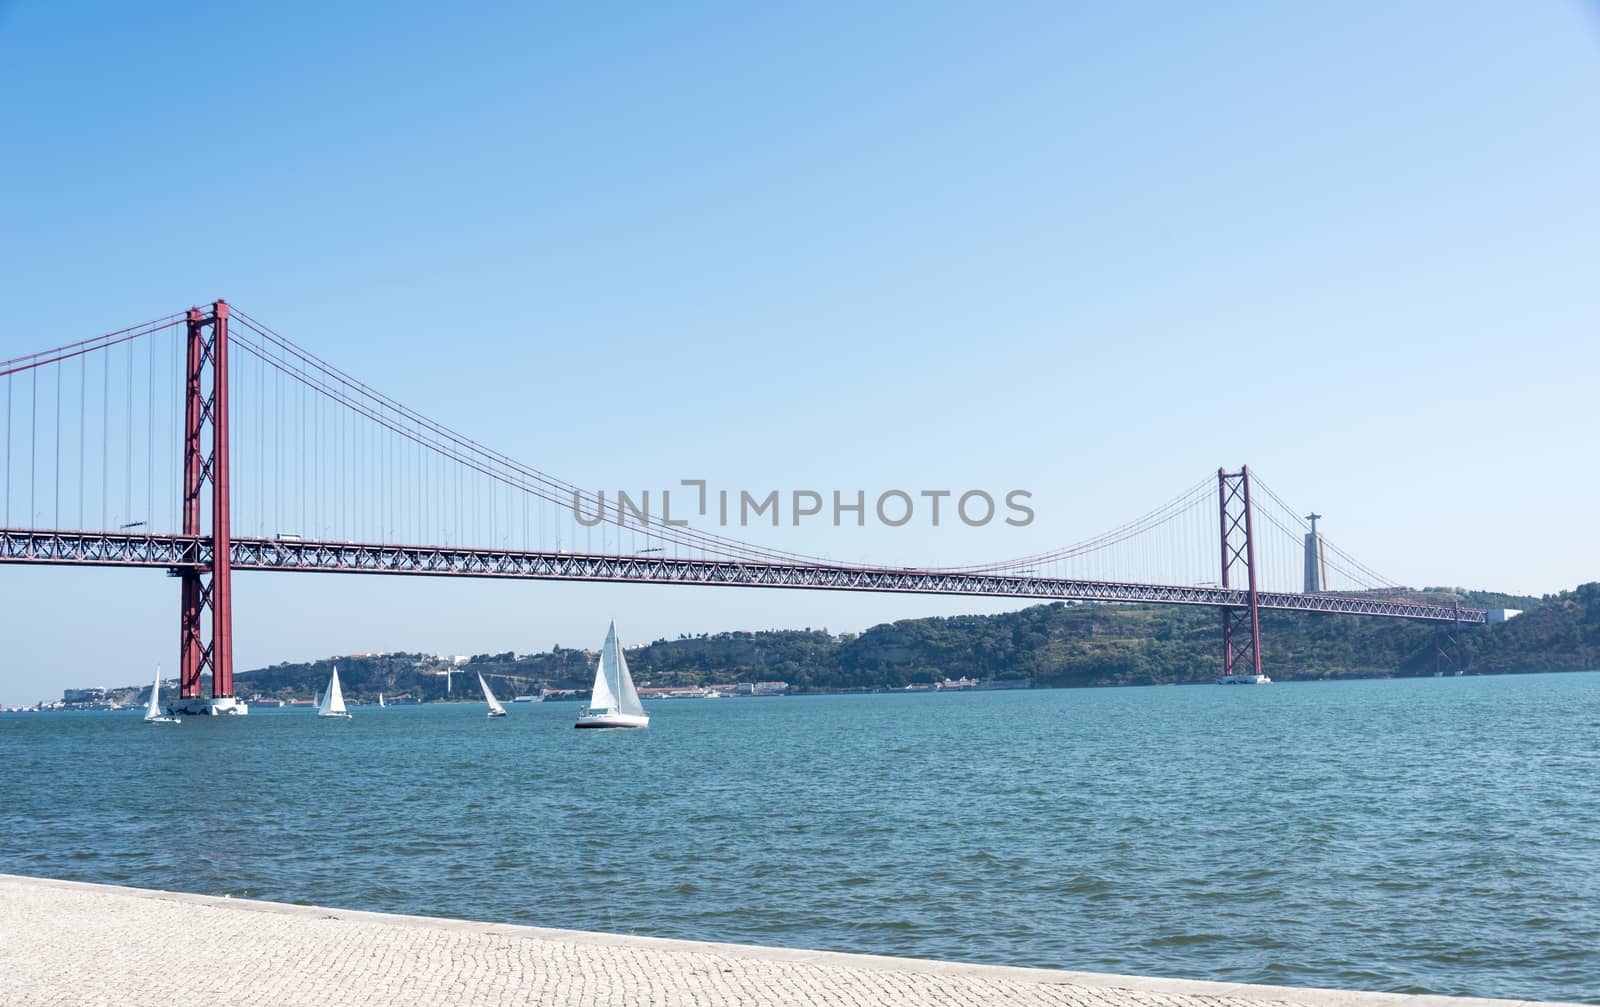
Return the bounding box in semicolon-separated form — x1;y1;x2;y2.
170;301;244;718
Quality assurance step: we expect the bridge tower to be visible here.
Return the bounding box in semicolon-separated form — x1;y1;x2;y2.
170;300;244;716
1218;467;1264;682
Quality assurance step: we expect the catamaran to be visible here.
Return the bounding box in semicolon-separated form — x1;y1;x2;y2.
317;665;353;719
144;665;180;724
478;673;508;718
575;621;649;729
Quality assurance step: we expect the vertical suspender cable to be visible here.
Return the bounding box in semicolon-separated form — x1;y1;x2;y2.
378;405;384;538
147;333;155;527
101;352;107;529
356;401;362;538
5;371;11;526
343;381;348;539
311;383;318;537
171;327;178;534
355;391;362;539
358;389;363;539
335;375;340;537
363;391;369;539
374;404;380;538
346;382;353;538
124;341;132;525
375;413;381;538
353;398;359;539
79;357;85;528
275;365;281;534
54;362;61;527
316;388;322;537
260;352;266;534
336;377;342;534
384;415;389;540
31;368;37;525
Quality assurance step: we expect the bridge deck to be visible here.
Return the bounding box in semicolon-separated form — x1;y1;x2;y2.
0;529;1487;623
0;874;1566;1007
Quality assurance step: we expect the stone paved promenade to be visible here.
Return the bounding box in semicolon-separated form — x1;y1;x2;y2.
0;875;1579;1007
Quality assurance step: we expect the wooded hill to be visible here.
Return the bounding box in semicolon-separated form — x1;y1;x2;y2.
197;583;1595;702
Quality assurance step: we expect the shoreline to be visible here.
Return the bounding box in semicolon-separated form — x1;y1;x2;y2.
9;667;1599;714
0;873;1585;1006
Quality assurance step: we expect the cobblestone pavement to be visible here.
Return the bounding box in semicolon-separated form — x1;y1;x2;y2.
0;875;1573;1007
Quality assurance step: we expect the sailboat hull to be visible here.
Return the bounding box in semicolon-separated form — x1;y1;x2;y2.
574;712;649;729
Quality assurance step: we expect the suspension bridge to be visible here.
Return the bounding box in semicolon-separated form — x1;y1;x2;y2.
0;301;1480;714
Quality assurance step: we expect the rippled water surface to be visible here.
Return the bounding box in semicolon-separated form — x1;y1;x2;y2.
4;673;1598;1002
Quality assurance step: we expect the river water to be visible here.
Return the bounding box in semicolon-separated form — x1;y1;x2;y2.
3;672;1597;1002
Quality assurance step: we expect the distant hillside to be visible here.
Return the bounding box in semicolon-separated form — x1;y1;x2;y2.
92;584;1596;705
1458;583;1600;674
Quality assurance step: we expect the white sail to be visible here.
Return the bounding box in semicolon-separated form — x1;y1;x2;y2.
478;673;507;715
378;693;386;708
144;665;163;721
318;666;347;716
613;635;645;717
588;623;621;712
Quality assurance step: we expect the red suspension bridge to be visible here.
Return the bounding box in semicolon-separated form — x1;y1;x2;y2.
1;301;1480;714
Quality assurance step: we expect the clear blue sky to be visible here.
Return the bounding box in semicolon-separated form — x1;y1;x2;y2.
2;2;1597;705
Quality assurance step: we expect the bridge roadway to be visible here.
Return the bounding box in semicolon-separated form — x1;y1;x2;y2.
0;529;1484;623
0;874;1573;1007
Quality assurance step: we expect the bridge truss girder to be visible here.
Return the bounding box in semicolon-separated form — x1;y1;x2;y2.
0;529;1486;625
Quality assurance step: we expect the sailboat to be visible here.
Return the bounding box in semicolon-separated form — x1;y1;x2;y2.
575;621;649;729
478;673;508;718
378;693;386;708
317;665;353;720
144;665;180;724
